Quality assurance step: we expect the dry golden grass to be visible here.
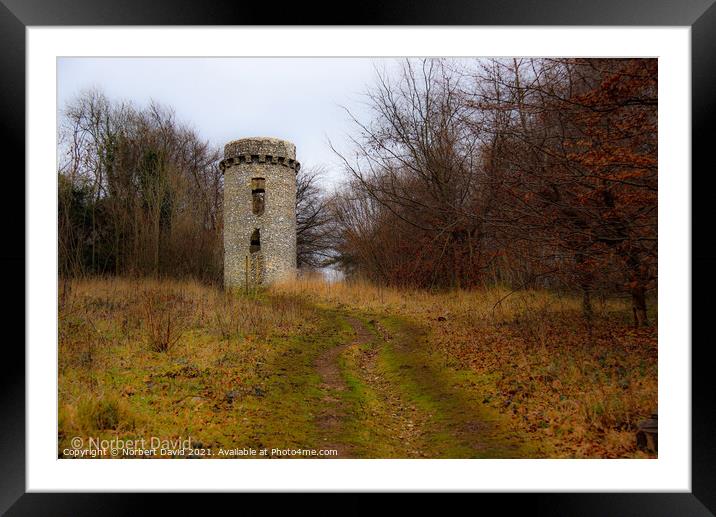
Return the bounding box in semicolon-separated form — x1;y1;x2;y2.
58;276;656;458
274;276;658;458
58;277;315;449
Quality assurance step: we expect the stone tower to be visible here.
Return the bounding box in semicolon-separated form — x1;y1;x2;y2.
220;137;299;288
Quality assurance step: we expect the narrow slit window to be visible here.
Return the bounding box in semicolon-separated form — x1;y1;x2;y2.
250;228;261;253
251;177;265;215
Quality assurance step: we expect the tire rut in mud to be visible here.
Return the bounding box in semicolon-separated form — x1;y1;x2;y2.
312;316;371;457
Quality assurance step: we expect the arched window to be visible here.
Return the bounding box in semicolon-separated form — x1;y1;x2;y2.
250;228;261;253
251;177;265;215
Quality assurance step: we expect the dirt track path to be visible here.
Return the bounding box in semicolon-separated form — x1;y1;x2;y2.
313;316;372;457
311;310;533;458
346;320;430;457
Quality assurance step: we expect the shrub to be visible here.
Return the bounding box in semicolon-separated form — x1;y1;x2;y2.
77;395;122;431
141;287;189;352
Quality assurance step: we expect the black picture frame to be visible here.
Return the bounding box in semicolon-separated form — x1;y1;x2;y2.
2;0;713;514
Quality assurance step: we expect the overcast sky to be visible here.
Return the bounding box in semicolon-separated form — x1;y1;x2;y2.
57;57;401;189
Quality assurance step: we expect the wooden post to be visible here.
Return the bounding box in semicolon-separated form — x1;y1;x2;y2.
245;255;249;295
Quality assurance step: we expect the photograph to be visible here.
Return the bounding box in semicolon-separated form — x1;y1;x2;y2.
1;0;708;508
56;56;659;460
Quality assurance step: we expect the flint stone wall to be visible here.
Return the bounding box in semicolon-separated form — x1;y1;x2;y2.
220;137;299;288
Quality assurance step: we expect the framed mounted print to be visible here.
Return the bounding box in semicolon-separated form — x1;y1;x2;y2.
3;0;713;513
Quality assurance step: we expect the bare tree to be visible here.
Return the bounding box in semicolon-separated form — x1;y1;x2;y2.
331;59;497;288
296;166;334;269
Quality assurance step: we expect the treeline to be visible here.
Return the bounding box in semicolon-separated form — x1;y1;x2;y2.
58;91;223;282
330;58;657;325
58;90;328;283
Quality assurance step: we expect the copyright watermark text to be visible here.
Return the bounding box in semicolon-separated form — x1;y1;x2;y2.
62;436;197;458
61;436;338;458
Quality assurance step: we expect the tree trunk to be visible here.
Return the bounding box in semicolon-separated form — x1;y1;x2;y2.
631;283;649;327
154;214;161;278
575;251;594;329
626;251;650;327
582;286;593;327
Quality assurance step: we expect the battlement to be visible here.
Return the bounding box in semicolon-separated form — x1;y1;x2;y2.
219;154;300;173
220;137;300;173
